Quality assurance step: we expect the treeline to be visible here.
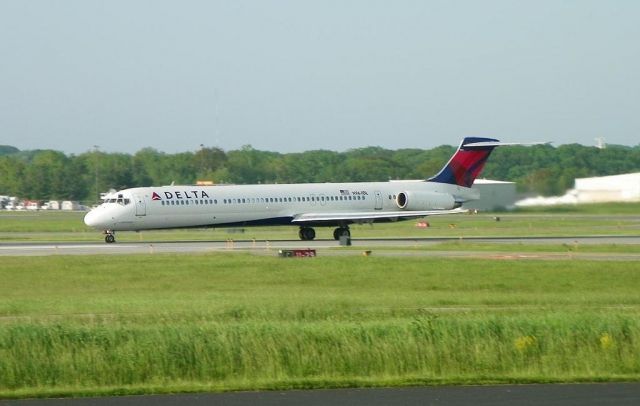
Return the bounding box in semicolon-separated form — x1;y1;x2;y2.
1;143;640;203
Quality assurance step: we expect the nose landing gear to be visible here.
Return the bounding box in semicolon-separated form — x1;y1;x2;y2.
104;230;116;243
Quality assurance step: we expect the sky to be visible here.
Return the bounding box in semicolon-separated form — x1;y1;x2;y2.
1;0;639;154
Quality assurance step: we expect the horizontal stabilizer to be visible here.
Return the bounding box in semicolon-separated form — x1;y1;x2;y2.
463;141;551;148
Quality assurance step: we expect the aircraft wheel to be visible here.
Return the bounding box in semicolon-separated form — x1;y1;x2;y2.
105;234;116;243
299;227;316;241
333;227;350;240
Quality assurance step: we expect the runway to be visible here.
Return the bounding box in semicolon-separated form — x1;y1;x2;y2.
1;236;640;259
2;383;639;405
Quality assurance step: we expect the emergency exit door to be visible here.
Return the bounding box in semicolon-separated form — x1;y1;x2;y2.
134;195;146;216
374;191;383;210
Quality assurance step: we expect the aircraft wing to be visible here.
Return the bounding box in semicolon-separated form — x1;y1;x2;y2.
292;208;467;223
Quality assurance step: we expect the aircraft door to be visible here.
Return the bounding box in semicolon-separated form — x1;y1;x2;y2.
134;195;146;216
374;191;383;210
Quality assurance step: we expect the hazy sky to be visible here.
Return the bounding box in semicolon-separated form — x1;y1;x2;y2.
1;0;639;154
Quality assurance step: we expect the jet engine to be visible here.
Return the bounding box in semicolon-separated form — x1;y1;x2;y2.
395;191;457;210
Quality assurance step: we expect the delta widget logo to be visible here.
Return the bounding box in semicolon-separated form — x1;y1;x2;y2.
151;190;211;200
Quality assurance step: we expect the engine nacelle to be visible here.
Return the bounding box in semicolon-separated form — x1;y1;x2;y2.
395;191;457;210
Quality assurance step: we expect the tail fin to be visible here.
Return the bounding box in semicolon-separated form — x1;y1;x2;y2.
427;137;500;187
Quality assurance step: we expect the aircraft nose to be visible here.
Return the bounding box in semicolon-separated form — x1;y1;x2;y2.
84;210;101;228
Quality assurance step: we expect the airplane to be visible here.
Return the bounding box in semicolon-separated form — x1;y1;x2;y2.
84;137;532;243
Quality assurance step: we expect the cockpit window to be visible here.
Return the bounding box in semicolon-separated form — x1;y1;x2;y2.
104;197;131;205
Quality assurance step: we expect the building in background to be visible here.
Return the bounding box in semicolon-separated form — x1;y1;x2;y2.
516;172;640;207
61;201;81;211
574;173;640;203
464;179;517;211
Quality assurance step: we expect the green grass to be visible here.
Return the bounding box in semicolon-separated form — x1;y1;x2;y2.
1;208;640;242
366;241;640;254
1;254;639;398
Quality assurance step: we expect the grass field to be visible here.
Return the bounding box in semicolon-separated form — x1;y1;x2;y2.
1;253;639;398
1;203;640;243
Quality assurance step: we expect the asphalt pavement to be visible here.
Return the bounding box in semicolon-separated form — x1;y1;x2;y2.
2;384;639;406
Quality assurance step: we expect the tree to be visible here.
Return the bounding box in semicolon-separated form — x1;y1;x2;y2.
0;145;19;156
194;147;227;180
0;156;25;196
22;151;69;200
3;141;640;201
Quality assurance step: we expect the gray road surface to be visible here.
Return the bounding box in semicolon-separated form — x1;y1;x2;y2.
1;236;640;259
2;383;639;406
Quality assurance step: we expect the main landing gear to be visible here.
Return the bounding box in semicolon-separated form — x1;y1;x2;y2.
333;226;350;240
104;230;116;243
298;227;316;241
297;226;351;241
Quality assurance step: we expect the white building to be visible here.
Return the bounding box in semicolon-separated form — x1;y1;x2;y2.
574;173;640;203
464;179;517;211
42;201;61;210
516;172;640;207
61;201;81;211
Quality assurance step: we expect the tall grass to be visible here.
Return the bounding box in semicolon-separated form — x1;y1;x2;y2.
1;314;638;392
1;254;639;397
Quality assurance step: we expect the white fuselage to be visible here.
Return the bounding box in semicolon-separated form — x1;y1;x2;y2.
84;180;477;232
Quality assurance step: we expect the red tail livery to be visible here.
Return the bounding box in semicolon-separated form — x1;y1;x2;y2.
428;137;499;188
